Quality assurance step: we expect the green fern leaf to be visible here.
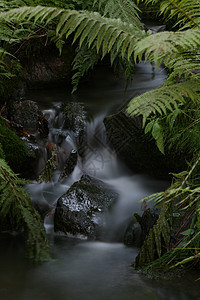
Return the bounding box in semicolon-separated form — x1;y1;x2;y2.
93;0;141;24
126;80;200;119
0;6;145;62
0;159;50;262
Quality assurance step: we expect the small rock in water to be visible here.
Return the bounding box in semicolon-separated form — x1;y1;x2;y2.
8;100;49;137
54;174;118;239
59;149;78;181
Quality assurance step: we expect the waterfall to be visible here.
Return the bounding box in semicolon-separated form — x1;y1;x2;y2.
26;95;168;240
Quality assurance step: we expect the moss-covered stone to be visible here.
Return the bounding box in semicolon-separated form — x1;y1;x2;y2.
0;117;28;172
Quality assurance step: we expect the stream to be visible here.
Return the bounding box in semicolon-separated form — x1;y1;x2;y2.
0;63;200;299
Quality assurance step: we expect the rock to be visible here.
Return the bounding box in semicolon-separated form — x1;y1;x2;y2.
123;208;159;248
8;100;49;137
138;208;159;244
62;102;87;134
59;149;78;181
21;44;74;89
54;174;118;239
104;111;184;178
62;102;87;153
0;116;28;173
123;217;142;247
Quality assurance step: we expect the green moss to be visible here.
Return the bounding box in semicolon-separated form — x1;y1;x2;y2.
0;117;28;172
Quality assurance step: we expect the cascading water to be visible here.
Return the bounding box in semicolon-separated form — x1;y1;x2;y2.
26;84;168;240
1;62;199;300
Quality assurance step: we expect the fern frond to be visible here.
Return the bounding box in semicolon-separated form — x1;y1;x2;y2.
134;28;200;70
0;159;50;262
126;80;200;119
72;43;100;93
38;148;58;182
93;0;141;24
0;6;145;61
136;204;170;267
0;0;28;11
141;0;200;29
167;53;200;82
135;154;200;268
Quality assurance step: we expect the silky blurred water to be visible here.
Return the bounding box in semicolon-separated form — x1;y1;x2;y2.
1;62;200;300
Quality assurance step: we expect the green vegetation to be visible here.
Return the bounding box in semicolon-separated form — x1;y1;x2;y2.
0;0;200;273
0;117;28;171
131;0;200;275
0;117;50;261
0;158;50;262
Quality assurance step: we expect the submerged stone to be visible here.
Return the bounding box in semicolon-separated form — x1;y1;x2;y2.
54;174;118;239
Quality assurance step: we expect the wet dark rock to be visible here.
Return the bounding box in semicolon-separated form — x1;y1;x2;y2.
62;102;87;134
124;208;159;247
104;111;165;176
8;100;49;137
9;100;39;133
123;217;142;247
59;149;78;181
62;102;87;153
54;174;118;239
104;111;184;178
21;45;74;89
139;208;159;243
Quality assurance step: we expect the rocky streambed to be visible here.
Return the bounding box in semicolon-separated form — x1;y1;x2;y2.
1;58;200;299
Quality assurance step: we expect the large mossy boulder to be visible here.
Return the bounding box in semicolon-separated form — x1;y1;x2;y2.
54;174;118;239
0;116;42;178
104;111;183;178
0;117;28;172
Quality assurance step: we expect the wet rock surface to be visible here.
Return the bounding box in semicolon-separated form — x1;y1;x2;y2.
61;102;87;153
54;174;118;239
123;208;159;247
6;100;49;178
8;100;49;137
62;102;87;134
21;45;74;89
123;218;142;247
104;111;184;178
59;149;78;181
139;208;159;243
